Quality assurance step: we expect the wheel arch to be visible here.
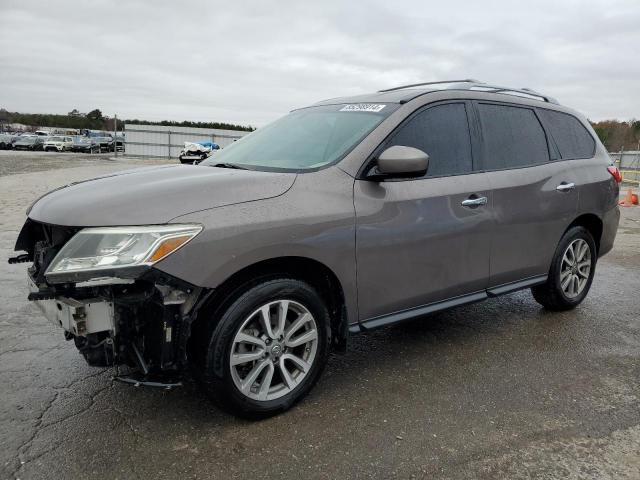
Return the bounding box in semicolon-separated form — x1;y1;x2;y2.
188;256;349;367
566;213;603;253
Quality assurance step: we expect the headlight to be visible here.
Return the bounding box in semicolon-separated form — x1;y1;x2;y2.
45;224;202;279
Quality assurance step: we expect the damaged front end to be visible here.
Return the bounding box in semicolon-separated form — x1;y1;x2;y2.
10;219;208;387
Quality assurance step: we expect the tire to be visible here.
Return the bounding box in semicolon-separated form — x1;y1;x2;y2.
197;278;330;419
531;226;597;311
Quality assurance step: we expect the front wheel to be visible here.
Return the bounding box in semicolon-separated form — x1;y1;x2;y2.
197;278;330;419
531;226;597;311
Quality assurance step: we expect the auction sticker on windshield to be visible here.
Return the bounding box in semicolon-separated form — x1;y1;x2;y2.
339;104;386;112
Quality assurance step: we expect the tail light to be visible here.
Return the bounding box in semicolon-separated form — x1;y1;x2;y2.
607;166;622;184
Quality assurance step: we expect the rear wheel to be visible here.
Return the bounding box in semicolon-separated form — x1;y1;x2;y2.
197;278;330;419
531;226;596;310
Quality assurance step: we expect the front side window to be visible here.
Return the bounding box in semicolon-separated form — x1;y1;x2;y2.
385;103;473;177
537;109;595;159
201;103;398;172
477;103;549;170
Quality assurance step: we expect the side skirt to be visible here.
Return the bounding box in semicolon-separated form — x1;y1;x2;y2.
349;274;547;333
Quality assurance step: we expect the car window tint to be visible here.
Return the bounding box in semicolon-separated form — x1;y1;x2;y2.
387;103;472;176
538;109;595;159
478;103;549;169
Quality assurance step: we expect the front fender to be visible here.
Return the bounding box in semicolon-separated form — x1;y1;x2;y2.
155;167;358;325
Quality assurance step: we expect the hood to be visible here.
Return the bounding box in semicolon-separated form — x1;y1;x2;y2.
28;164;296;227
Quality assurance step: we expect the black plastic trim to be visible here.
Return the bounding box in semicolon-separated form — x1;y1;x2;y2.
351;275;548;333
45;264;151;285
486;275;547;297
351;291;487;333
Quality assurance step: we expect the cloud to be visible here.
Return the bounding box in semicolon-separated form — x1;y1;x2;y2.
0;0;638;125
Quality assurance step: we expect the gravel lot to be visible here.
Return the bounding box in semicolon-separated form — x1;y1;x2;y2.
1;152;639;479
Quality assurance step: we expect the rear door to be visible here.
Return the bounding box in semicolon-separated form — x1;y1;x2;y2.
474;102;579;288
354;101;493;321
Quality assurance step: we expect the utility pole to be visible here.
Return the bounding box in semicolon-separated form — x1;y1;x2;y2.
113;114;118;158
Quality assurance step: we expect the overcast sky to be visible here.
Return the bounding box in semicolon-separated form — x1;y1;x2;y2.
1;0;638;126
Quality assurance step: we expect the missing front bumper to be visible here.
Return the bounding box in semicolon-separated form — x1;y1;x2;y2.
29;278;116;337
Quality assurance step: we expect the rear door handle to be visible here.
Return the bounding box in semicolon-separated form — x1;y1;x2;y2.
556;182;576;192
461;196;488;207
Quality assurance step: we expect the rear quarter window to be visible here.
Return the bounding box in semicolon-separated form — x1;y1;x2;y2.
477;103;549;170
537;109;595;159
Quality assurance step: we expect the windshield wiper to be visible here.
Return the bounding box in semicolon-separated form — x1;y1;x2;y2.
211;163;249;170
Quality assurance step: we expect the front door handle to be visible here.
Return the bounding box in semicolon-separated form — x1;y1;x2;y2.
556;182;576;192
461;196;488;207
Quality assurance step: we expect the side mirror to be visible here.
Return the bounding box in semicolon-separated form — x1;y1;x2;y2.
368;145;429;180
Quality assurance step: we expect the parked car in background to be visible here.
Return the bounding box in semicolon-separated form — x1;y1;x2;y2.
179;141;220;163
10;135;27;148
71;137;100;154
96;136;114;152
34;130;50;137
12;80;619;419
0;133;16;149
115;137;125;152
13;136;44;151
43;136;74;152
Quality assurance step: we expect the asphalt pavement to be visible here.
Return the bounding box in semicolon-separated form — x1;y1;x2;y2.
1;152;639;479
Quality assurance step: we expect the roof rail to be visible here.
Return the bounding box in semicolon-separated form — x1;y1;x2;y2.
379;79;559;104
378;79;482;93
467;84;559;104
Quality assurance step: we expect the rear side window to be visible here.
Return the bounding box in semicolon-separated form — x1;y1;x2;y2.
477;103;549;170
387;103;473;176
537;109;595;159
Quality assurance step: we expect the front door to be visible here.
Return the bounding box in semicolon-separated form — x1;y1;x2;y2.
354;102;493;321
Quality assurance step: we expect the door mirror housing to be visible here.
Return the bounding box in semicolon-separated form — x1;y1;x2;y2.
368;145;429;180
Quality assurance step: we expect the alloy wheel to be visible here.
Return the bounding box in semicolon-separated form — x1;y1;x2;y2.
229;300;318;401
560;238;591;298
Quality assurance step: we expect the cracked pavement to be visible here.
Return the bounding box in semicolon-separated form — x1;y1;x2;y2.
1;151;639;479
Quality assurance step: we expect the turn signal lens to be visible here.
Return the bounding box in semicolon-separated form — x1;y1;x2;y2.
607;166;622;184
147;235;193;262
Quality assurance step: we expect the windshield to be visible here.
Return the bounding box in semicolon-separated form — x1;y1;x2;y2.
201;103;397;171
49;136;63;141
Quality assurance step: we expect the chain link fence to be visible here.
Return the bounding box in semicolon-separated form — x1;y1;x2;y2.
609;150;640;185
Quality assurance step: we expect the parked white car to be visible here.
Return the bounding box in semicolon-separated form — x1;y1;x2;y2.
43;136;74;152
178;141;220;164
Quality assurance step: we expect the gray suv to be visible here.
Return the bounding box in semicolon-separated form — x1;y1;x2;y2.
11;80;621;418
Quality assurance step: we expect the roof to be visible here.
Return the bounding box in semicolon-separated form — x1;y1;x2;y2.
312;79;560;107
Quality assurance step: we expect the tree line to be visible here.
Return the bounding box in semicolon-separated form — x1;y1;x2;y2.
1;107;639;150
0;108;255;133
591;120;640;151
